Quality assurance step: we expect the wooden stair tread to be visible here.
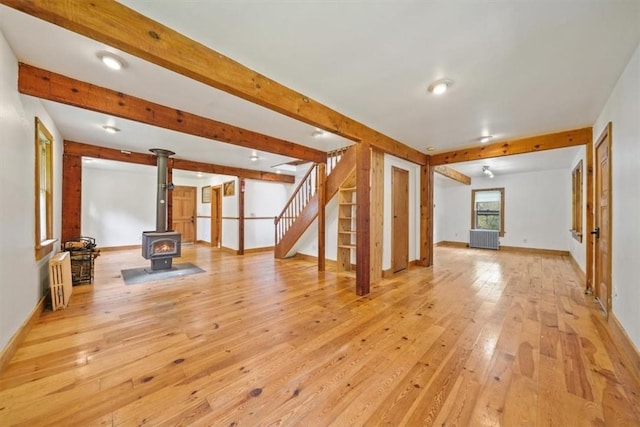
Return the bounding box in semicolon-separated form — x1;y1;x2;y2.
340;187;356;192
338;230;357;234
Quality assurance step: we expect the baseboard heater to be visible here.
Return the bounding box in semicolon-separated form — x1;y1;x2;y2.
469;229;499;250
49;251;73;310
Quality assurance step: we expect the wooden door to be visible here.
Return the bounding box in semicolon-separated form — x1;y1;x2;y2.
210;185;222;247
392;167;409;273
172;186;196;244
594;124;612;316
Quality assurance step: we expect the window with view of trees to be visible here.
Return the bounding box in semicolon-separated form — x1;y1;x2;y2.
471;188;505;237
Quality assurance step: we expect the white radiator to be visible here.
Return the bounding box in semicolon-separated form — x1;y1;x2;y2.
469;229;499;250
49;252;73;310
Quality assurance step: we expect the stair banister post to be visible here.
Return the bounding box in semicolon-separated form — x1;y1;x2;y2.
317;162;326;271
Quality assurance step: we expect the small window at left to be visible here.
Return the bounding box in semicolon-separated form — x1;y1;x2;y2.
35;117;56;259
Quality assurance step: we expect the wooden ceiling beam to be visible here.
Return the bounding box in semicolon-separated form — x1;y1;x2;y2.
19;63;326;163
64;141;295;183
433;165;471;185
431;127;592;166
4;0;427;165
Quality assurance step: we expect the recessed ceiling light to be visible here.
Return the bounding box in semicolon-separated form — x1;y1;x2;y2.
426;147;436;152
479;135;493;144
97;51;126;70
83;158;94;163
250;155;259;162
427;79;454;95
102;125;120;134
196;172;203;178
275;170;281;174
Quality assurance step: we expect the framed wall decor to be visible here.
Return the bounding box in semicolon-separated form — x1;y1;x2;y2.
223;180;235;197
201;185;211;203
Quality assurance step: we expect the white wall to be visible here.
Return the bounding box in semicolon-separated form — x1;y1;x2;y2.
82;167;207;248
296;194;339;261
568;145;587;272
244;179;291;249
82;163;156;247
193;176;291;250
82;167;291;251
435;169;571;251
0;31;63;350
593;41;640;350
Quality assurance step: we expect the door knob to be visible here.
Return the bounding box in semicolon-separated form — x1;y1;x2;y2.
591;227;600;239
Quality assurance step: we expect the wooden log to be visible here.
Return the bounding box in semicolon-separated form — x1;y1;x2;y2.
356;141;371;295
7;2;425;165
18;63;326;163
64;140;294;183
434;165;471;185
431;128;592;165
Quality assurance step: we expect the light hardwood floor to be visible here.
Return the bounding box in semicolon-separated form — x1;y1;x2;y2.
1;245;639;426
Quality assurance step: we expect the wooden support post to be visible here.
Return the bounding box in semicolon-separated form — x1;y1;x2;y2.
356;141;371;295
317;163;326;272
586;141;594;293
370;149;384;283
238;178;245;255
419;158;434;267
167;161;174;230
61;152;82;243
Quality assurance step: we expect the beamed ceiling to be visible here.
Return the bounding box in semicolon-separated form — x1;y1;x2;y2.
0;1;638;178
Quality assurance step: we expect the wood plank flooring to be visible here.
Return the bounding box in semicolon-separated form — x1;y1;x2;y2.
1;245;639;426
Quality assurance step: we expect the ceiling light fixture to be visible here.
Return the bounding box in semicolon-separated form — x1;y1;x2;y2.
250;155;259;162
427;146;436;152
482;165;494;178
102;125;120;134
311;129;326;138
272;163;297;173
97;51;126;70
427;79;454;95
479;135;493;144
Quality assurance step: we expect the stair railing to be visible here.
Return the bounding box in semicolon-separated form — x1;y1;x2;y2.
326;146;348;176
274;163;318;245
274;145;353;247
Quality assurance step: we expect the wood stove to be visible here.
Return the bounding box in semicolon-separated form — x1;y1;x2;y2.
142;231;181;270
142;148;181;271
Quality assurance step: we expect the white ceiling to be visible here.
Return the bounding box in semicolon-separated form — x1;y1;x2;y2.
1;2;639;178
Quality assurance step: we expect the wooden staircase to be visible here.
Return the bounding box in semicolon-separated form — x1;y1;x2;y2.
274;146;355;258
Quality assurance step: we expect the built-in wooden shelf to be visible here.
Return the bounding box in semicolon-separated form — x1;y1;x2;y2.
337;185;356;273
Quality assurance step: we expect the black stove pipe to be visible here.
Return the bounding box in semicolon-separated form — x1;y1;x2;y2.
149;148;175;232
